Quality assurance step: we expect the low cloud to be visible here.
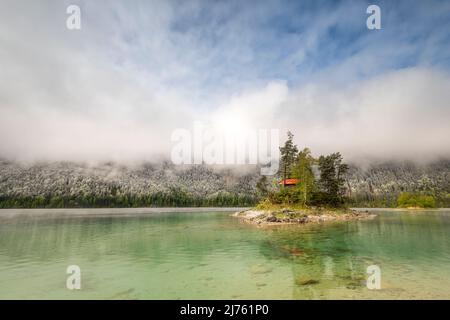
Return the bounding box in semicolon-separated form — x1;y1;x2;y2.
209;68;450;163
0;1;449;164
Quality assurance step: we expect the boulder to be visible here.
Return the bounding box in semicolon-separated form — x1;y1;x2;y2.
295;278;320;286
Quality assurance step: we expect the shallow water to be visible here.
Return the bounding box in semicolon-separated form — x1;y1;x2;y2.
0;209;449;299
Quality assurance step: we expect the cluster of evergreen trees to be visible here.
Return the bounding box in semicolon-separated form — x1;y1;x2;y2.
396;192;437;208
346;193;445;208
257;132;349;207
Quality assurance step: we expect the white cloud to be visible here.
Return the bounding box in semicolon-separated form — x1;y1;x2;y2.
0;1;449;163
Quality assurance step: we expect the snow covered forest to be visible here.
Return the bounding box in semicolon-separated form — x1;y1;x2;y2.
0;159;448;208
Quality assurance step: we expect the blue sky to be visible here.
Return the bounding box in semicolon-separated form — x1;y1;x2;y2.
0;0;449;162
89;0;450;94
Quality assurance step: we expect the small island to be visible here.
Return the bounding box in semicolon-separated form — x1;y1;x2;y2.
234;205;376;226
234;132;377;226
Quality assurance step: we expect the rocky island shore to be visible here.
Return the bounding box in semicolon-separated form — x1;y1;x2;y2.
233;207;376;226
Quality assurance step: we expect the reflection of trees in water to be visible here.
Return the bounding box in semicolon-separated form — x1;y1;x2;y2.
257;223;369;299
3;211;448;298
257;212;450;298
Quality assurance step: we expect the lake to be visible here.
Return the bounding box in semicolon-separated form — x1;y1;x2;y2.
0;208;449;299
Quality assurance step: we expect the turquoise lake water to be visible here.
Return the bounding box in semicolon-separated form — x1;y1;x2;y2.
0;209;449;299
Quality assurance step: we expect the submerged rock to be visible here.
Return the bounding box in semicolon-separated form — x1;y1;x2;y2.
295;278;320;286
256;282;267;287
250;265;273;274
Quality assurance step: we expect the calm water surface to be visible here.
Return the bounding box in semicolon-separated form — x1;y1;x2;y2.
0;209;449;299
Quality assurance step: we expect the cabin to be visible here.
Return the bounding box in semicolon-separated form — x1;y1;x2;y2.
278;178;300;187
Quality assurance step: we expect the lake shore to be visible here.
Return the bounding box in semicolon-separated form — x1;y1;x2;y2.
233;207;377;226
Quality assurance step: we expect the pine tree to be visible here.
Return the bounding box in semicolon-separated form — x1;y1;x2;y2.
279;131;298;184
292;148;316;205
317;152;349;206
256;176;270;198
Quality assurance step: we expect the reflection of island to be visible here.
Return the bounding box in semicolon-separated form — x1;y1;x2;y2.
254;210;450;299
256;222;371;299
1;209;450;299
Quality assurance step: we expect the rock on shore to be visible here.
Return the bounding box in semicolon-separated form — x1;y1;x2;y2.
233;208;376;226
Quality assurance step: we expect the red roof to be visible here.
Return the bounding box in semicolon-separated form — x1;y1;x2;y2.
278;178;300;185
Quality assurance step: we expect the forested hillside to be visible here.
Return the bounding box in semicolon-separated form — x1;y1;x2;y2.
0;159;448;208
346;160;450;207
0;161;259;207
